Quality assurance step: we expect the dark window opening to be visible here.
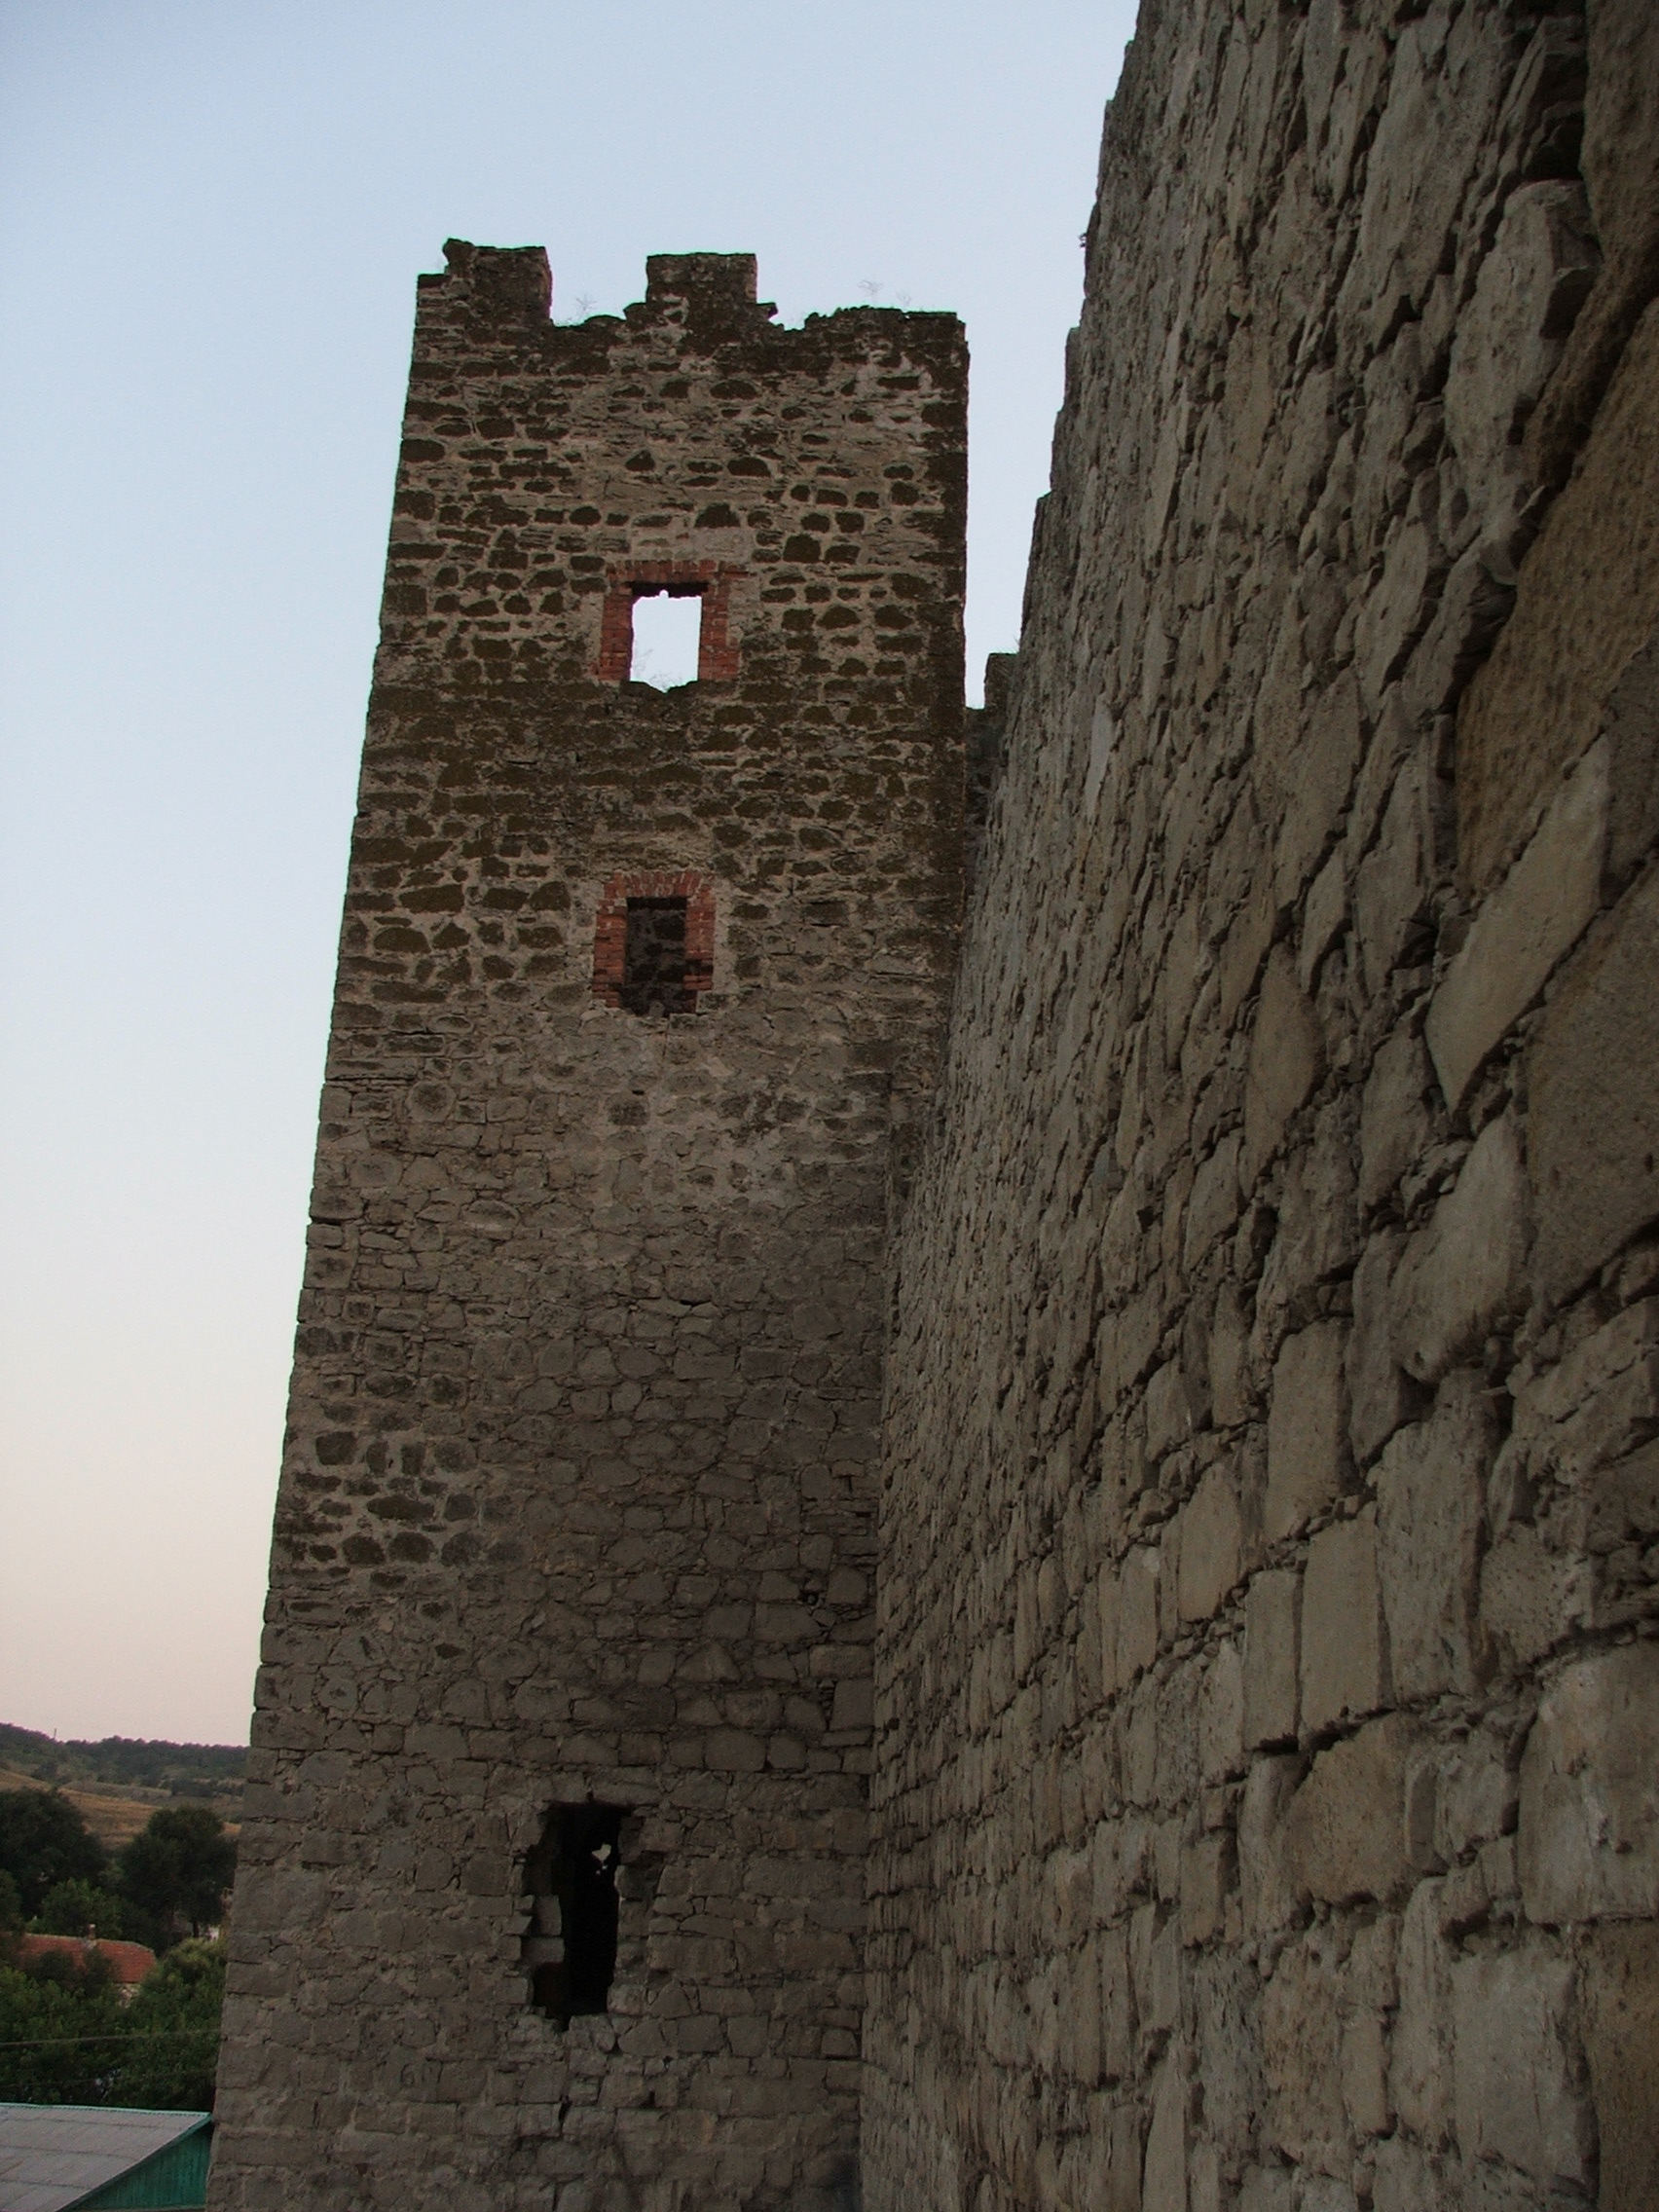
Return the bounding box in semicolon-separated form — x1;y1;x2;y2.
522;1802;624;2026
622;897;691;1015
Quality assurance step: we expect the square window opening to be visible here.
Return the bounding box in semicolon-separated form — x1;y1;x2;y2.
622;896;691;1015
628;588;704;687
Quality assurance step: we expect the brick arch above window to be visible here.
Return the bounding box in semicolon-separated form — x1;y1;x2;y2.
596;561;741;683
592;869;717;1011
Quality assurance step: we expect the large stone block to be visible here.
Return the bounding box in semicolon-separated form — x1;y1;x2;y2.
1369;2136;1441;2212
1348;1231;1415;1468
1387;1116;1527;1383
1301;1512;1386;1736
1424;739;1608;1112
1244;948;1324;1184
1525;0;1659;488
1478;1521;1576;1673
1117;1546;1162;1685
1274;670;1363;905
1529;863;1659;1306
1444;182;1598;541
1392;1877;1454;2147
1579;1919;1659;2212
1353;757;1432;1001
1451;1943;1592;2190
1518;1641;1659;1923
1199;1639;1245;1785
1240;1754;1302;1937
1286;1714;1416;1905
1266;1321;1350;1541
1461;300;1659;885
1375;1372;1496;1700
1244;1569;1301;1751
1184;1133;1242;1272
1260;1936;1349;2175
1358;1030;1433;1215
1142;2050;1189;2212
1177;1466;1243;1623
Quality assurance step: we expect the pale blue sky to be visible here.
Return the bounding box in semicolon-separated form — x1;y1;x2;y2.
0;0;1135;1745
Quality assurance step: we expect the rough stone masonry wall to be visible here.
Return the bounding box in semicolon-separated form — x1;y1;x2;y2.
210;248;965;2212
868;3;1659;2208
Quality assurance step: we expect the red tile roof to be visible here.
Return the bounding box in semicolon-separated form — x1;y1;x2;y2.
18;1935;156;1985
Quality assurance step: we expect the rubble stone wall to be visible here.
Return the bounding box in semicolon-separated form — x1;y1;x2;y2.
867;2;1659;2206
209;247;966;2212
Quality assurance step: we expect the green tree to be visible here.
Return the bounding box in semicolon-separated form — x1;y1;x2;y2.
0;1941;127;2103
0;1791;106;1917
0;1870;22;1933
118;1806;236;1943
107;1938;224;2111
33;1877;126;1939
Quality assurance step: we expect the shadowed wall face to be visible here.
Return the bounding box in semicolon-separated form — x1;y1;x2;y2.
867;2;1659;2207
209;245;966;2212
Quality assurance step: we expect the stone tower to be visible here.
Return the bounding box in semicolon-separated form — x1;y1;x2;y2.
209;243;967;2212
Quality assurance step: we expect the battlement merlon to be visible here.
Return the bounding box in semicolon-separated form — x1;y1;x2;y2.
413;239;964;356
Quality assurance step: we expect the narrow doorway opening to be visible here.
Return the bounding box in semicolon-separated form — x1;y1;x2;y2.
522;1802;624;2027
628;588;703;686
622;896;691;1015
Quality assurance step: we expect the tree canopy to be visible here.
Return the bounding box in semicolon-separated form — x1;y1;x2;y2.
0;1791;106;1917
119;1805;236;1940
0;1935;225;2108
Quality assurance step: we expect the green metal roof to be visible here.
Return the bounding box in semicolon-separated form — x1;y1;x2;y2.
0;2105;211;2212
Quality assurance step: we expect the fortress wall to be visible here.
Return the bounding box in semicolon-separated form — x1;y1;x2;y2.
868;2;1659;2205
210;250;965;2212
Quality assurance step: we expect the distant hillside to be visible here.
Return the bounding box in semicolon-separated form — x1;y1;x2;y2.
0;1721;245;1801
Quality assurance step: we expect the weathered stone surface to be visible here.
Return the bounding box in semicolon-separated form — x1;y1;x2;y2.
1388;1117;1527;1383
1479;1522;1577;1674
861;9;1659;2176
1301;1512;1387;1735
1445;183;1598;537
1275;670;1362;906
1118;1544;1162;1683
1425;739;1608;1111
1392;1877;1455;2147
1461;299;1659;887
1579;1919;1659;2212
1266;1321;1349;1541
1353;756;1432;1002
1177;1466;1243;1623
1240;1755;1303;1938
1244;947;1325;1185
1376;1372;1496;1701
1348;1231;1415;1468
1199;1639;1244;1785
1529;860;1659;1305
1525;0;1659;490
1286;1714;1416;1905
1358;1030;1433;1216
1243;1568;1301;1751
1518;1641;1659;1923
1451;1943;1593;2191
1142;2050;1189;2212
1261;1935;1348;2175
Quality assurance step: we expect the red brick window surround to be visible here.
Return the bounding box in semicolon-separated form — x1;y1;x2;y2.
596;562;741;683
592;870;716;1012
